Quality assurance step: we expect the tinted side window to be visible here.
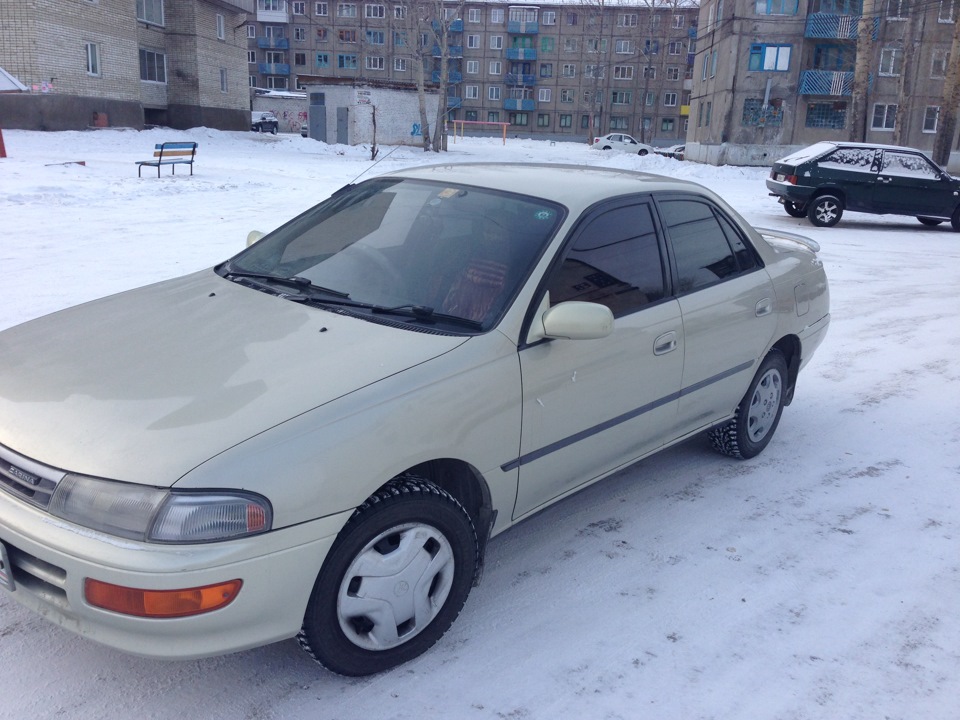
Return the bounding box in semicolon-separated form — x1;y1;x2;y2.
880;151;941;180
547;203;665;317
658;199;740;293
718;214;758;272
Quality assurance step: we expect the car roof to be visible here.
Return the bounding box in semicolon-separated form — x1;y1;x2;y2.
378;162;708;208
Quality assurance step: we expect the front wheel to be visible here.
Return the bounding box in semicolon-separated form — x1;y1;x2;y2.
709;350;788;459
298;476;479;676
783;201;806;218
807;194;843;227
638;149;649;156
271;125;278;135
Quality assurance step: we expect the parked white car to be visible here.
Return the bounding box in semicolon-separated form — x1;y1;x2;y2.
0;164;829;676
591;133;655;155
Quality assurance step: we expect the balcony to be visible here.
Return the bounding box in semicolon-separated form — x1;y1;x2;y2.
258;63;291;75
504;98;536;111
507;20;539;34
798;69;853;96
506;48;537;61
448;96;462;109
257;5;288;23
257;37;289;49
505;73;537;86
432;45;464;58
432;19;463;33
680;105;690;117
804;13;879;40
432;71;463;83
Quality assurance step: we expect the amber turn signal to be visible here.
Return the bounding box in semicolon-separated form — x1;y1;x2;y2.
84;578;242;618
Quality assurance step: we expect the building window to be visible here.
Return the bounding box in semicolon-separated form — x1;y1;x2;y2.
294;52;306;65
465;110;478;121
587;39;608;53
394;57;407;71
661;118;675;132
560;89;575;103
316;53;330;67
316;2;328;15
367;30;385;44
510;112;528;126
643;39;660;55
338;53;357;69
667;66;680;80
755;0;799;14
491;8;504;23
136;0;164;25
248;50;256;63
872;103;897;130
564;38;578;52
879;48;901;76
886;0;908;19
337;3;357;17
394;5;405;18
543;11;556;24
610;116;628;130
465;85;479;99
365;56;384;70
220;68;228;92
293;1;305;13
711;49;718;77
487;111;500;122
295;26;306;41
940;0;955;22
537;113;550;127
247;24;256;38
316;27;327;40
743;98;785;126
664;92;678;106
611;91;631;104
559;113;572;128
668;41;683;55
267;76;287;89
249;74;257;87
673;14;685;28
584;64;605;79
643;66;656;79
924;106;940;132
615;40;633;54
539;88;552;102
613;65;634;80
216;13;225;39
748;44;791;71
338;29;357;42
618;13;637;26
931;49;949;77
540;62;553;77
705;101;712;126
644;91;655;106
489;61;502;75
541;37;554;52
562;63;576;77
640;116;651;132
365;4;384;18
260;0;283;10
468;7;481;22
490;35;503;50
489;86;501;100
139;48;165;82
466;60;479;74
85;42;101;76
566;12;578;25
467;34;480;49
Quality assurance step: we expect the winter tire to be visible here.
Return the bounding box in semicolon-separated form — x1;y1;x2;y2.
783;201;806;218
807;195;843;227
917;216;943;226
298;476;479;676
709;350;788;460
638;149;649;156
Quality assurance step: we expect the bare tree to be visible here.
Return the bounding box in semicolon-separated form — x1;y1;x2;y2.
395;0;434;150
933;12;960;166
850;0;878;142
428;0;466;151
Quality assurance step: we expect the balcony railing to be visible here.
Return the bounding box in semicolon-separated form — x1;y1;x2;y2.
506;48;537;61
432;19;463;33
432;45;463;58
798;69;853;96
505;73;537;86
257;37;290;49
432;71;463;83
258;63;291;75
507;20;539;34
804;13;879;40
504;98;536;111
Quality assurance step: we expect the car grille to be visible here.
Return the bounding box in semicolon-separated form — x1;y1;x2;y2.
0;445;61;509
2;539;69;609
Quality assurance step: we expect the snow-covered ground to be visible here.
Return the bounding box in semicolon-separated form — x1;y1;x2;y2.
1;128;959;720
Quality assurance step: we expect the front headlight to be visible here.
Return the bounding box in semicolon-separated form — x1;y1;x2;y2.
48;474;272;543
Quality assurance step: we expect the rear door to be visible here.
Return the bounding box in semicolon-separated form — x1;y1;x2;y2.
810;146;880;212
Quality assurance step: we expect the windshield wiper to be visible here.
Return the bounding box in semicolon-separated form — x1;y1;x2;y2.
224;270;350;298
372;304;483;331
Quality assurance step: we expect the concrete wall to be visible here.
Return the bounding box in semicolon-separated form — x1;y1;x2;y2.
307;85;441;146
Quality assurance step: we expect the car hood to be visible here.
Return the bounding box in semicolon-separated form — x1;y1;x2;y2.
0;271;467;486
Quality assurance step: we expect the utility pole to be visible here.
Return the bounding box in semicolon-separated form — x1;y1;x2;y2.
850;0;876;142
933;11;960;166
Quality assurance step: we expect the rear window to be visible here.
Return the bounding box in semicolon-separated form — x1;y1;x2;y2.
816;147;878;173
777;142;837;166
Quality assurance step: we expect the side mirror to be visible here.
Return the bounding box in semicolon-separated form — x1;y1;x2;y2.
246;230;265;247
541;301;614;340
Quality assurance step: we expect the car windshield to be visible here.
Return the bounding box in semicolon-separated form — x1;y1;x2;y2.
224;177;565;332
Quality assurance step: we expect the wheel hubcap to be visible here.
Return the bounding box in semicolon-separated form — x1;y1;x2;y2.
337;523;455;651
816;202;837;223
746;369;782;442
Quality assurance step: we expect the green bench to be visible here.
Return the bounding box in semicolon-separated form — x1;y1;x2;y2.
136;141;198;178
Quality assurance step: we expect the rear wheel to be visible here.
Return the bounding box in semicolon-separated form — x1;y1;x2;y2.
807;194;843;227
298;476;479;676
783;201;806;218
709;351;787;460
638;149;649;156
917;216;943;226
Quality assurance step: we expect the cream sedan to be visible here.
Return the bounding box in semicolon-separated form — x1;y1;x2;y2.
0;164;829;676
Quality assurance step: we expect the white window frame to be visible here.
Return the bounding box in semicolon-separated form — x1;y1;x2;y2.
292;1;305;14
667;66;680;80
394;57;407;71
465;84;479;99
337;3;357;18
539;88;551;102
316;2;328;15
466;60;479;74
365;56;384;70
871;103;897;131
247;50;256;63
562;63;576;78
294;26;306;41
489;60;502;75
542;11;556;24
247;24;256;38
394;6;405;19
220;68;228;93
932;49;949;77
673;14;684;28
365;4;384;18
613;65;633;80
136;0;164;26
468;8;481;22
468;34;480;49
618;13;638;26
941;0;955;21
488;86;501;100
664;92;678;106
879;47;901;76
923;106;940;132
887;0;908;19
490;35;503;50
216;14;225;39
491;8;504;23
615;40;632;54
85;42;101;76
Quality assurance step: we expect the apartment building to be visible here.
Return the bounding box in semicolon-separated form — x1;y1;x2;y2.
246;0;700;144
0;0;254;131
688;0;959;165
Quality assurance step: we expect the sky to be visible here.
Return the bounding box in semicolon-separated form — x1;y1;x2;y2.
1;126;959;720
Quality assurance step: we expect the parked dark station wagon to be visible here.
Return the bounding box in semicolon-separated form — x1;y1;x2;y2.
766;141;960;230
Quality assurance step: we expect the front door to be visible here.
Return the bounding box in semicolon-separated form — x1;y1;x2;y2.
872;150;960;217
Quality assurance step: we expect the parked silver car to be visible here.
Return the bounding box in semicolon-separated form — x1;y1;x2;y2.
591;133;655;156
0;164;829;676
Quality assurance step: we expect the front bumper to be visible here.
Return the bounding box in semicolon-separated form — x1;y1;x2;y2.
0;486;351;659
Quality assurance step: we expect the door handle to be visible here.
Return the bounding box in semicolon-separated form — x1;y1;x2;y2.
878;176;892;183
654;331;677;355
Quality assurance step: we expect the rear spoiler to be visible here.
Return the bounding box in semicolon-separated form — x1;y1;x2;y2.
754;227;821;254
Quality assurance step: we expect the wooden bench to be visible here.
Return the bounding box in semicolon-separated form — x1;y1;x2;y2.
136;142;198;177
